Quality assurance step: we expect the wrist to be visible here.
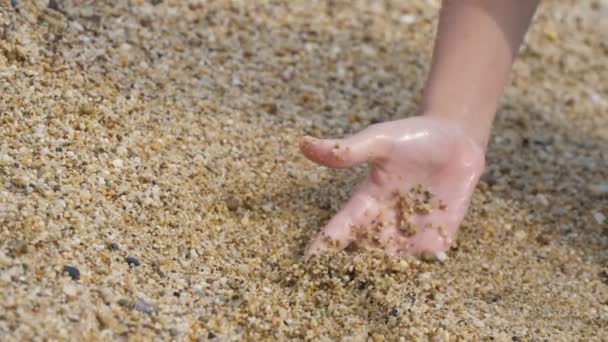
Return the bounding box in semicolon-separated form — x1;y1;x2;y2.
418;104;495;151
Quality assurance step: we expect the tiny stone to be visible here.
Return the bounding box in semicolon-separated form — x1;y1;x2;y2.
588;183;608;196
107;242;119;251
261;203;273;213
0;252;12;266
117;298;131;307
419;251;435;262
63;284;78;297
435;251;447;263
133;298;155;314
63;265;80;281
112;159;124;168
514;230;527;241
48;0;60;11
536;194;549;206
11;240;29;256
535;234;551;246
13;176;28;187
125;256;141;266
208;332;217;339
226;196;241;211
98;287;113;303
418;272;432;281
260;102;278;115
592;212;605;224
399;14;416;25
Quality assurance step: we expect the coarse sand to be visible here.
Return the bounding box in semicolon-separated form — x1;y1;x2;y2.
1;0;607;340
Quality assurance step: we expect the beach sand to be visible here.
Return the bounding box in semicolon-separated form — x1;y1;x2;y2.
0;0;607;340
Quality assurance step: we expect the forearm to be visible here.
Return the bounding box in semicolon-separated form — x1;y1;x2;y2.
419;0;539;148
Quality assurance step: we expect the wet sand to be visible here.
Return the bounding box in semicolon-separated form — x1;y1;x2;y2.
0;0;607;340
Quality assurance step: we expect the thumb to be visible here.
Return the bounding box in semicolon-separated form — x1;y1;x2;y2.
299;127;386;169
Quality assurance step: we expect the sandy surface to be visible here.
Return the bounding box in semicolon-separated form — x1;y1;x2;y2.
1;0;607;340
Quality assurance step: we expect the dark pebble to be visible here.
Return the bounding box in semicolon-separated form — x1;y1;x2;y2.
388;308;399;316
107;242;119;251
535;234;550;246
125;256;140;266
48;0;59;11
63;265;80;281
512;336;520;342
208;332;217;339
10;0;18;8
225;196;241;211
55;146;63;152
599;270;608;284
117;298;131;307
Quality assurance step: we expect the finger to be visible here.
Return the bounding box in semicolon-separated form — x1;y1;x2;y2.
299;128;387;169
304;192;377;259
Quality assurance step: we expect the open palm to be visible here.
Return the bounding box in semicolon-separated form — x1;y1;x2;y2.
300;116;485;259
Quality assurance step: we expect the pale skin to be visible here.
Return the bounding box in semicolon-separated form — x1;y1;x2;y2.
300;0;540;259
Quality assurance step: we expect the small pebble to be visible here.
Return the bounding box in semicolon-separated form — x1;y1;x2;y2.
514;230;527;241
117;298;131;307
398;14;416;25
63;265;80;281
592;212;605;224
133;298;155;314
10;0;18;9
112;159;124;168
417;272;432;281
125;256;141;266
588;183;608;196
208;332;217;339
0;252;12;266
62;283;78;297
107;242;120;251
225;196;241;211
98;287;113;303
536;194;549;206
48;0;60;11
434;251;447;263
13;176;28;188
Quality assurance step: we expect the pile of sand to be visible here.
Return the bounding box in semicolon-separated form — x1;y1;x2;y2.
0;0;606;340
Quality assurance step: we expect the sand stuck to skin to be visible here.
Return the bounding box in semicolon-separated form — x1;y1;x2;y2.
1;0;607;340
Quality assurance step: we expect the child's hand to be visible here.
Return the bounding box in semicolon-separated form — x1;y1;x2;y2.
300;116;485;259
